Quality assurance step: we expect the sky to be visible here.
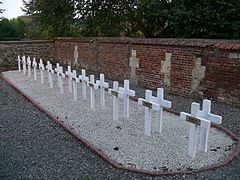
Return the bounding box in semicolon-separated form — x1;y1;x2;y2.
1;0;25;19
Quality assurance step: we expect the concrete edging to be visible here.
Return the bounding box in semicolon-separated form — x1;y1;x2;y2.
1;75;239;177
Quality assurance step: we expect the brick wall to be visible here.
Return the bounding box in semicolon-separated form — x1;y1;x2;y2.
0;40;54;68
0;38;239;106
55;37;240;106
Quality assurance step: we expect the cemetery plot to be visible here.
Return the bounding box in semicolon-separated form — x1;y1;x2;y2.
2;70;236;172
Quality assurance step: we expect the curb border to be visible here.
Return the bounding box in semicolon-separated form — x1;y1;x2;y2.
1;75;239;177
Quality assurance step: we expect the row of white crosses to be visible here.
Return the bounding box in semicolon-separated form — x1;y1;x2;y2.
17;55;222;158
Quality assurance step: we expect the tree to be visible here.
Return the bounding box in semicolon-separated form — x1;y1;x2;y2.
133;0;171;38
0;18;22;40
22;0;80;38
75;0;138;37
22;0;240;39
168;0;240;38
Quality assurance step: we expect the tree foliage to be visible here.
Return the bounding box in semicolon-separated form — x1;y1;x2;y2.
77;0;138;37
0;18;27;40
0;1;5;19
22;0;240;39
168;0;240;39
22;0;80;38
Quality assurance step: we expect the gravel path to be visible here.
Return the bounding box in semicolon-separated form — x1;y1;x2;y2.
0;71;239;179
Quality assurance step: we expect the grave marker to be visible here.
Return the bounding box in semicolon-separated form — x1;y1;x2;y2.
129;50;139;85
27;56;31;77
108;81;124;121
151;88;171;133
74;46;79;65
198;100;222;152
119;80;135;120
138;90;160;136
46;61;54;88
65;66;72;93
39;59;45;84
88;75;99;110
32;58;37;81
22;55;26;74
96;74;109;108
58;66;65;94
17;55;21;72
72;70;79;101
54;63;60;87
180;99;221;157
79;69;89;99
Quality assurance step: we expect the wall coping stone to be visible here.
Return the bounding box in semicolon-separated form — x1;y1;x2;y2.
55;37;240;50
0;40;53;44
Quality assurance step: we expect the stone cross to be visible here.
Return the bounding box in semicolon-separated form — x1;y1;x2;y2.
32;58;38;81
54;63;60;87
22;55;26;74
191;57;206;92
46;61;54;88
129;49;139;84
74;46;79;65
58;66;65;94
65;66;73;93
39;59;45;84
96;74;109;108
180;100;222;158
17;55;21;72
72;70;79;101
27;56;31;77
150;88;171;133
87;75;99;110
138;90;160;136
119;80;135;120
161;52;172;87
108;81;124;121
79;69;89;99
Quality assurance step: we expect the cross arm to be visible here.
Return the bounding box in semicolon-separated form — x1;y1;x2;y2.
180;112;211;128
108;89;124;98
138;98;160;110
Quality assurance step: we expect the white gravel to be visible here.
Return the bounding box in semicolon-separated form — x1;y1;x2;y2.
2;70;236;172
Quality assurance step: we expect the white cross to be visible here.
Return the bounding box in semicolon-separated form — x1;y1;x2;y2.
180;100;221;157
87;75;99;110
58;66;65;94
46;61;54;88
32;58;38;81
138;90;161;136
65;66;72;93
198;100;222;152
79;69;89;100
96;74;109;108
72;70;79;101
39;59;45;84
150;88;171;133
22;55;26;74
54;63;61;87
27;56;31;77
119;80;135;120
108;81;124;121
17;55;21;72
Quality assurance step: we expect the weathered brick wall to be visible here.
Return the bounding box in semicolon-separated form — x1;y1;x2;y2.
0;40;54;68
201;46;240;105
55;37;240;106
1;38;239;106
